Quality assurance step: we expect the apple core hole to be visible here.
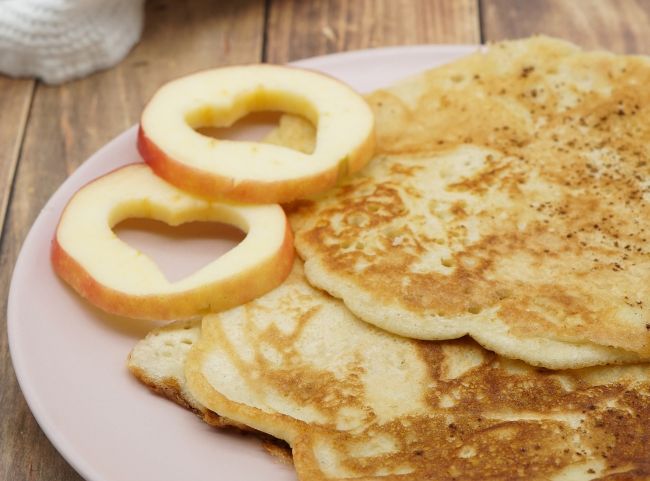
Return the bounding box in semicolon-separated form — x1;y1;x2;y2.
194;111;316;154
113;218;246;283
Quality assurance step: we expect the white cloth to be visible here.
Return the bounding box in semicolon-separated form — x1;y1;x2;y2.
0;0;145;84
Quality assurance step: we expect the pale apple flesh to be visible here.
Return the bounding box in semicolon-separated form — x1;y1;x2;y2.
138;64;375;204
51;164;294;320
138;126;375;204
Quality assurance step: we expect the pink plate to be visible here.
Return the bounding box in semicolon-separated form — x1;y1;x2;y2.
8;45;477;481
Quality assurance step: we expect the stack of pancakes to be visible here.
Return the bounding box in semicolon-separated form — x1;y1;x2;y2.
129;37;650;480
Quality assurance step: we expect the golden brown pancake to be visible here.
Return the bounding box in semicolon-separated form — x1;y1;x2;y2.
186;260;650;481
127;320;292;463
282;36;650;368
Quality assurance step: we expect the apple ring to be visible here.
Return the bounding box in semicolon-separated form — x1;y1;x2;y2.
51;164;294;320
138;64;375;203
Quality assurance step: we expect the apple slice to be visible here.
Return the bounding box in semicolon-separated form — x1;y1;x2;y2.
51;164;294;320
138;64;375;204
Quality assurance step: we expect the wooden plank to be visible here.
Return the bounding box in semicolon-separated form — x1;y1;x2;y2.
0;1;265;480
0;77;34;239
481;0;650;53
266;0;480;63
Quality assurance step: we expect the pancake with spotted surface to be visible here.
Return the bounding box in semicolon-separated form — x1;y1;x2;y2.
185;260;650;481
283;36;650;368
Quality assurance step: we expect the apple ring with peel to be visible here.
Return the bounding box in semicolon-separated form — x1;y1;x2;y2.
138;64;375;203
51;164;294;320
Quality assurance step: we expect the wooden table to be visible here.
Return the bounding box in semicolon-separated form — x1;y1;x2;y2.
1;0;649;479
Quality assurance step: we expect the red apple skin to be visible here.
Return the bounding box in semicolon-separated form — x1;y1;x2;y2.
137;125;375;204
51;215;295;321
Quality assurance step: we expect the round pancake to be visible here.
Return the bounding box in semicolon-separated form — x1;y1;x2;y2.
285;36;650;368
186;260;650;481
127;319;293;462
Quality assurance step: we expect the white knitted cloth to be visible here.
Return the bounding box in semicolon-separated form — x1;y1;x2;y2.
0;0;145;84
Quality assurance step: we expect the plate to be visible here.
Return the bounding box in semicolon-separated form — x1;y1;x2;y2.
8;45;478;481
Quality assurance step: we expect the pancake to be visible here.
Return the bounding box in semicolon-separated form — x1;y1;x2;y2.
127;320;292;462
280;36;650;368
185;260;650;481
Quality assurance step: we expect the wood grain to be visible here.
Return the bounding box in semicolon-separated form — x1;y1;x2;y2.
0;77;34;240
0;1;265;480
266;0;480;63
481;0;650;53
